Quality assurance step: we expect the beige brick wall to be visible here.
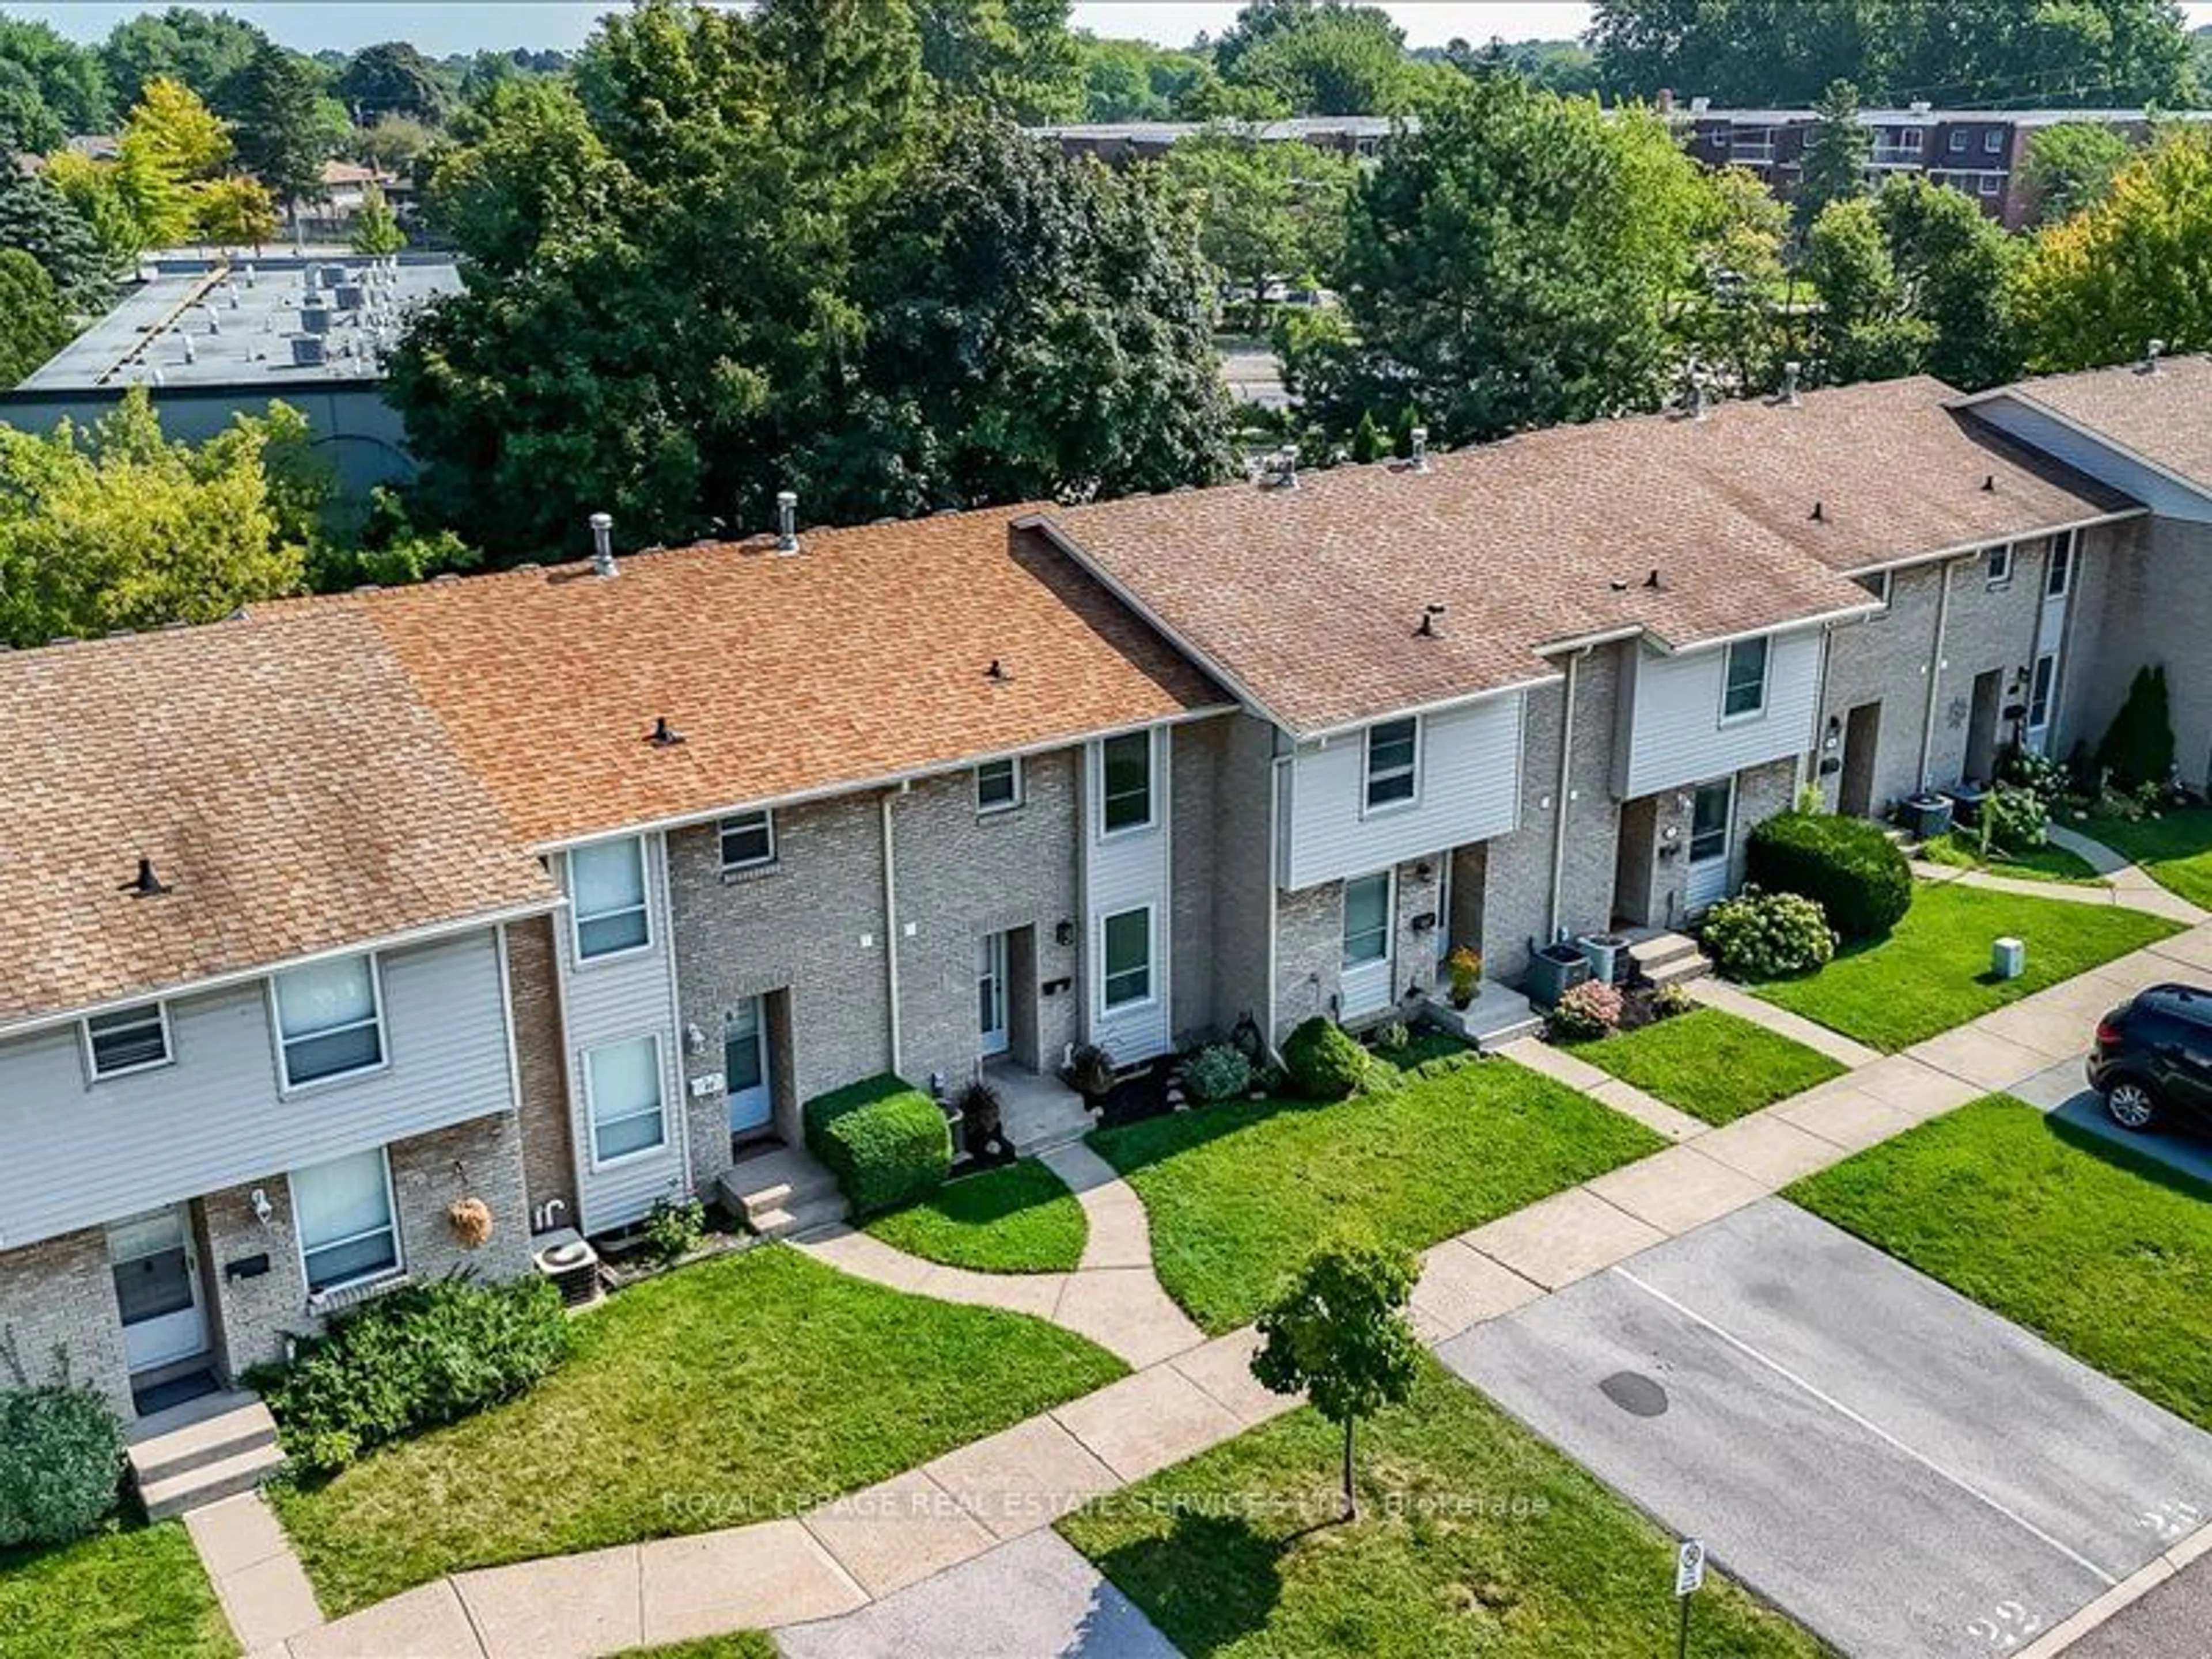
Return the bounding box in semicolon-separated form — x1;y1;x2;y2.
0;1228;132;1420
505;917;577;1234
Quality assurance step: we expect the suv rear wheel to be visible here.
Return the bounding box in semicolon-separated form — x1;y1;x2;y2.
2104;1077;2161;1131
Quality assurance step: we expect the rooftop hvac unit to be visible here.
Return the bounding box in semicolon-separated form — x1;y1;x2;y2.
290;334;327;368
300;304;331;335
333;283;364;310
532;1231;603;1308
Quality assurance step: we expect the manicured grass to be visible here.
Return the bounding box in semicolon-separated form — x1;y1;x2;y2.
1565;1006;1846;1126
0;1523;234;1659
863;1158;1086;1272
1919;831;2104;884
1060;1355;1825;1659
1368;1027;1473;1076
1088;1058;1664;1335
614;1638;777;1659
2077;806;2212;909
271;1244;1125;1614
1790;1094;2212;1433
1752;880;2179;1051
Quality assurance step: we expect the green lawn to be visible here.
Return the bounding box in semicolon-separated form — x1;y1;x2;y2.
863;1158;1086;1272
615;1638;778;1659
1790;1095;2212;1433
1060;1356;1825;1659
1919;831;2104;885
1752;880;2179;1051
271;1244;1125;1614
0;1523;233;1659
1088;1058;1664;1335
2077;806;2212;909
1566;1006;1846;1126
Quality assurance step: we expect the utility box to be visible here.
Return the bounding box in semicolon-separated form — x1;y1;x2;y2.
1992;937;2026;980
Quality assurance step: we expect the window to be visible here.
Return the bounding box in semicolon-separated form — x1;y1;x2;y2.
1986;543;2013;588
1948;129;1967;153
1342;872;1392;967
1100;732;1154;835
1984;128;2003;153
1101;907;1153;1009
1854;569;1892;612
1721;637;1770;721
571;837;649;958
2045;535;2073;598
1690;780;1733;864
718;810;775;872
1363;718;1419;811
1904;127;1923;151
291;1147;399;1294
274;956;383;1088
2029;653;2058;730
85;1002;169;1078
976;757;1022;814
584;1036;667;1164
1978;173;2001;198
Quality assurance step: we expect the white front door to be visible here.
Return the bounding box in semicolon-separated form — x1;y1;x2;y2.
725;997;772;1137
1340;869;1396;1019
1685;778;1736;914
108;1205;207;1375
978;933;1010;1058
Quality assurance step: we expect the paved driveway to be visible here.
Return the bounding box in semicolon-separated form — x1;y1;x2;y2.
2013;1055;2212;1189
1437;1200;2212;1659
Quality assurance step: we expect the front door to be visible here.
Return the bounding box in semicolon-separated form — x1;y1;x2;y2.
1340;869;1396;1019
107;1206;207;1376
1840;701;1882;819
725;997;772;1138
978;933;1010;1058
1685;778;1736;915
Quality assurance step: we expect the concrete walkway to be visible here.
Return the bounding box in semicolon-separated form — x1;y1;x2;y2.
1909;825;2209;926
1497;1037;1709;1141
2048;822;2132;875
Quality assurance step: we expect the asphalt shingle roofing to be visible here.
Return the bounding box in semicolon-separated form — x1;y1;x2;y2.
1994;354;2212;493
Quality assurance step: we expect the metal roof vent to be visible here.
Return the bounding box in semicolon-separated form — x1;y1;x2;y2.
647;715;685;748
1410;426;1430;472
985;658;1012;684
1415;603;1446;638
1274;447;1298;489
2145;339;2166;374
123;856;169;897
1781;361;1801;406
775;490;800;555
589;512;616;578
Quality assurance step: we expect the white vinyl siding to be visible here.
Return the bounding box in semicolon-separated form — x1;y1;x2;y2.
1619;631;1822;799
1086;728;1172;1062
1966;396;2212;523
718;811;775;872
571;837;650;959
272;956;385;1089
976;757;1022;813
1281;693;1522;891
1363;718;1418;811
291;1146;400;1294
584;1036;668;1166
84;1003;171;1079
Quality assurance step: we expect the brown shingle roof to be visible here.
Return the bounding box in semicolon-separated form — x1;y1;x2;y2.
359;511;1226;849
0;608;558;1029
1991;354;2212;491
1047;377;2130;734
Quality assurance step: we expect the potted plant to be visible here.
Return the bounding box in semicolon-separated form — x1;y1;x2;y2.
1446;946;1482;1010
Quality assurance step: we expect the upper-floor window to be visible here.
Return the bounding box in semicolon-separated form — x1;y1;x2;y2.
274;955;384;1089
718;810;775;872
571;836;649;959
584;1035;667;1165
1363;718;1419;812
84;1002;171;1079
976;757;1022;814
1100;731;1154;835
1948;129;1967;152
1986;543;2013;588
1721;637;1770;721
1101;906;1153;1009
2046;535;2073;598
1984;128;2003;153
1854;569;1892;612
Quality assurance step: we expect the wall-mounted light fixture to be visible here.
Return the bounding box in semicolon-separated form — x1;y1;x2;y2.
250;1188;275;1226
683;1022;709;1056
1055;920;1075;947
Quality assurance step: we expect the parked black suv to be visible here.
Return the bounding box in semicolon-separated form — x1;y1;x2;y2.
2087;984;2212;1132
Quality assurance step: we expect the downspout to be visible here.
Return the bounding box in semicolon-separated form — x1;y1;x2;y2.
881;785;907;1078
1546;647;1587;943
1806;624;1836;800
1918;557;1957;792
1264;752;1286;1060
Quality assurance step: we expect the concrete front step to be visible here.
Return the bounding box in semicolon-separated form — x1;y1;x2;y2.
1645;955;1714;987
128;1392;278;1490
1425;982;1544;1051
721;1145;842;1228
139;1439;287;1521
1628;930;1705;973
749;1192;851;1242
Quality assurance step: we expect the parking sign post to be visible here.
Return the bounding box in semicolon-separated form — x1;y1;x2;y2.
1675;1538;1706;1659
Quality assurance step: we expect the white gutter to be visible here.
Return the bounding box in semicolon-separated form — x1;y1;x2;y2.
881;784;906;1078
1546;647;1588;943
1838;506;2146;581
1918;556;1959;791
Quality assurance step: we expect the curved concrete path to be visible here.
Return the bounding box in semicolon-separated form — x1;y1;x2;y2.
794;1142;1206;1370
1912;826;2209;925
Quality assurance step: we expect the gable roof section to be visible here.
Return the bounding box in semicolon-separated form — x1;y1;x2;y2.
0;608;559;1031
1045;377;2132;736
358;512;1228;849
1959;355;2212;501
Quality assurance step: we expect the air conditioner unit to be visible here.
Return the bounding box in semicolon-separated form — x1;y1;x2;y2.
1578;932;1633;986
532;1230;602;1308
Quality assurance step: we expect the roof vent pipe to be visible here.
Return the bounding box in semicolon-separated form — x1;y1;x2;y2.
775;490;800;555
1781;361;1801;406
1410;426;1430;472
588;512;616;578
2145;339;2166;373
1277;447;1298;489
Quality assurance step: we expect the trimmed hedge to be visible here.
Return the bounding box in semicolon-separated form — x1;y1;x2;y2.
803;1074;952;1218
0;1380;123;1546
1746;810;1912;941
1281;1016;1368;1100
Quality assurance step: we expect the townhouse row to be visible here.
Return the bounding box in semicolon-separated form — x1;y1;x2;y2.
5;358;2209;1423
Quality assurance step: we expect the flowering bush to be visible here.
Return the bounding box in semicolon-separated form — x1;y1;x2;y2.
1997;746;2067;806
1183;1043;1255;1104
1701;888;1835;980
1446;946;1482;1005
1982;785;2049;853
1548;979;1624;1041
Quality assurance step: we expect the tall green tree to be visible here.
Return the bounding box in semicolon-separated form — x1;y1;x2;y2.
0;249;70;387
1072;33;1207;120
102;7;266;108
1213;0;1415;115
222;44;336;210
918;0;1084;120
0;165;107;306
1873;175;2018;389
1803;196;1933;384
0;18;113;150
335;41;453;126
2022;122;2138;226
1797;78;1870;233
1158;126;1357;323
0;389;314;647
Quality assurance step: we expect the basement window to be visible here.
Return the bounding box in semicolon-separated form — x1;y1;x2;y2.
85;1002;172;1079
718;810;776;872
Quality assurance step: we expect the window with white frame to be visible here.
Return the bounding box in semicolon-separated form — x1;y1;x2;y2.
976;756;1022;813
1101;907;1153;1009
584;1035;667;1164
274;956;383;1088
1986;543;2013;588
718;810;775;872
1978;173;2001;197
1904;127;1923;150
1342;872;1392;967
2045;534;2072;597
1363;718;1418;810
85;1002;170;1078
1984;128;2003;153
1100;732;1154;834
291;1147;400;1293
1854;569;1892;612
1948;129;1967;152
571;837;649;958
2029;653;2058;730
1721;637;1770;721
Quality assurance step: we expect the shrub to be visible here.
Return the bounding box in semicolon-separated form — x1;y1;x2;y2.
1371;1018;1411;1054
802;1074;951;1218
1183;1043;1255;1104
1547;979;1623;1041
642;1196;706;1264
1982;784;2049;853
1747;810;1912;941
253;1276;572;1475
1652;983;1696;1019
1998;745;2067;806
1282;1016;1368;1100
0;1373;123;1547
1701;888;1835;980
2097;664;2175;789
1065;1043;1116;1102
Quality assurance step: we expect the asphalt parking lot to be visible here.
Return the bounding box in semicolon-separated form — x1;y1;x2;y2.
1437;1199;2212;1659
